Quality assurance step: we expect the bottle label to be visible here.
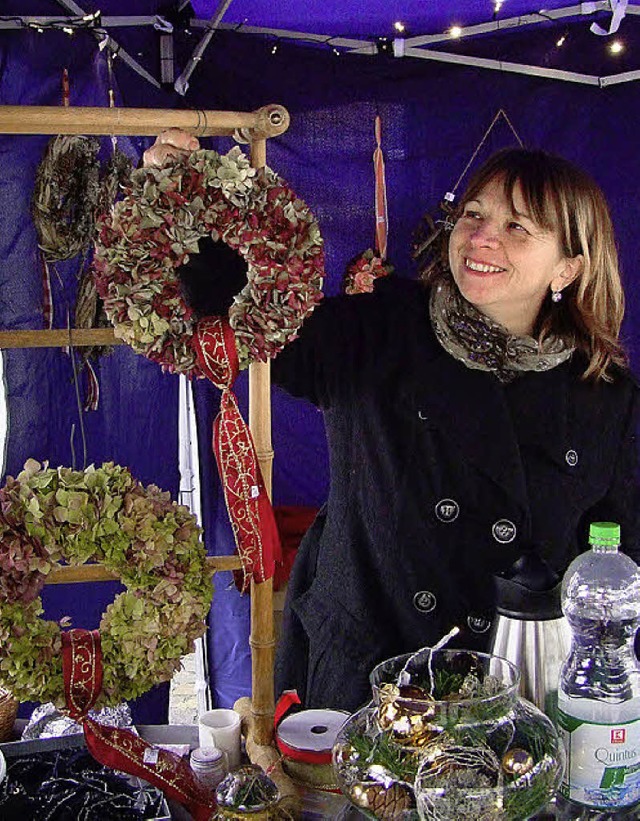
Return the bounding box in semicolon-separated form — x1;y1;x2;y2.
557;694;640;809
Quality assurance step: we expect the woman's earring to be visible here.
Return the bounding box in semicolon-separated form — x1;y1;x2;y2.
551;289;563;303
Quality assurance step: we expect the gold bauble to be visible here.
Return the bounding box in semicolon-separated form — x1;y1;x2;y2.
376;682;437;746
333;741;359;766
398;683;431;701
501;747;534;777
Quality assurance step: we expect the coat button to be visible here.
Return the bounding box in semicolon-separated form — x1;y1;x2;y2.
413;590;437;613
467;614;492;634
435;498;459;523
565;449;578;467
492;519;516;543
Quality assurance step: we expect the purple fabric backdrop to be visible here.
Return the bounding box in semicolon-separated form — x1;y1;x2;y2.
1;11;640;713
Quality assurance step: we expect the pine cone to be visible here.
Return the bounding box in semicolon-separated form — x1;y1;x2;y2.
351;780;416;819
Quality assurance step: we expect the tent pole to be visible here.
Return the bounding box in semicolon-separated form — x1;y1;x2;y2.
248;136;276;747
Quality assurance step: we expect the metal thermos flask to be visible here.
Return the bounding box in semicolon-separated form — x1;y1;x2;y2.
489;552;571;719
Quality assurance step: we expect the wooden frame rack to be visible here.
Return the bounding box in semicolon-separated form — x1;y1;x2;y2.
0;103;290;746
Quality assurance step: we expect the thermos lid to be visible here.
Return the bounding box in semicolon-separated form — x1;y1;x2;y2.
493;552;563;620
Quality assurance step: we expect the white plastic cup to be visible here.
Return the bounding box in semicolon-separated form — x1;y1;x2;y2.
198;708;242;769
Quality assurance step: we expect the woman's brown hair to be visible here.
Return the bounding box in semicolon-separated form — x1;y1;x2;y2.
418;148;627;381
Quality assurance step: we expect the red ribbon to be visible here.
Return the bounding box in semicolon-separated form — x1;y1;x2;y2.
193;316;282;592
61;628;216;821
83;718;216;821
61;629;103;720
274;690;333;766
373;115;388;261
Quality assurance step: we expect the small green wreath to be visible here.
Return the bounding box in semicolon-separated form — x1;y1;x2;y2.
32;135;102;262
0;460;212;707
93;146;325;376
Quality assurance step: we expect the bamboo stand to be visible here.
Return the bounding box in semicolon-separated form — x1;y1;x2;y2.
0;103;287;747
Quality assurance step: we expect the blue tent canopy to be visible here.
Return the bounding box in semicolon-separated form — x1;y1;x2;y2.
2;0;640;718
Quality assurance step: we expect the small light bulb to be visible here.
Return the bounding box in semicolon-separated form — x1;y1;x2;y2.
394;21;405;33
556;35;566;47
494;0;503;11
610;40;624;54
271;43;278;55
332;47;340;56
62;26;74;36
449;25;463;38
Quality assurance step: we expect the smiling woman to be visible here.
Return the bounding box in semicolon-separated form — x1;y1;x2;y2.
269;146;640;711
448;178;580;336
421;148;627;381
136;132;640;713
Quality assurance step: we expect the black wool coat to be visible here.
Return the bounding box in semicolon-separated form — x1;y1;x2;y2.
272;276;640;713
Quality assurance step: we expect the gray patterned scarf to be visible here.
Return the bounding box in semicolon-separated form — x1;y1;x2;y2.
429;276;573;383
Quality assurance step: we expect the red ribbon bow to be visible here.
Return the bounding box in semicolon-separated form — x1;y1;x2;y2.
193;316;282;591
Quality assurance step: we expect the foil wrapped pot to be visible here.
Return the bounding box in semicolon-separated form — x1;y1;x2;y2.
332;649;565;821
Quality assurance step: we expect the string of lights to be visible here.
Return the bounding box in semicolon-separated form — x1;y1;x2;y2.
0;11;102;36
0;13;161;88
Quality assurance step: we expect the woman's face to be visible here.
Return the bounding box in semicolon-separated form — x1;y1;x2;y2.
448;176;581;336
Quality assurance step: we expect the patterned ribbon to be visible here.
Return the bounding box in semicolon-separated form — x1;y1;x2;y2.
61;628;217;821
193;316;281;592
373;115;388;261
61;629;103;720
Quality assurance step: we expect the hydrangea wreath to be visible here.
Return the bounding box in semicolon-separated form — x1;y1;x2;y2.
93;146;325;375
0;460;211;707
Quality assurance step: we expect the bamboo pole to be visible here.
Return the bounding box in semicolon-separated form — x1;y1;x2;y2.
44;555;242;585
248;136;276;747
0;104;290;138
0;328;120;349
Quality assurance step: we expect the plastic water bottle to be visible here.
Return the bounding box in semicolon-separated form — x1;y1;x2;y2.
557;521;640;812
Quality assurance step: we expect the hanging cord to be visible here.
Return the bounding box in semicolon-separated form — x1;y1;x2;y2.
448;108;524;200
412;108;524;270
67;312;89;471
106;48;118;155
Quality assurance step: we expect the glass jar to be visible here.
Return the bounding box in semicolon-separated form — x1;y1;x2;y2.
190;746;228;791
332;649;565;821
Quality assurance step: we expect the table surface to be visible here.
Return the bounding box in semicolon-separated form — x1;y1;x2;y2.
2;724;638;820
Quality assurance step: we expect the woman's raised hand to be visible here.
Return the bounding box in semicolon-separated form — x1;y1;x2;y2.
142;129;200;168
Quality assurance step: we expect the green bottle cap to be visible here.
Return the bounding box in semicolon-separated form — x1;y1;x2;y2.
588;521;620;547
